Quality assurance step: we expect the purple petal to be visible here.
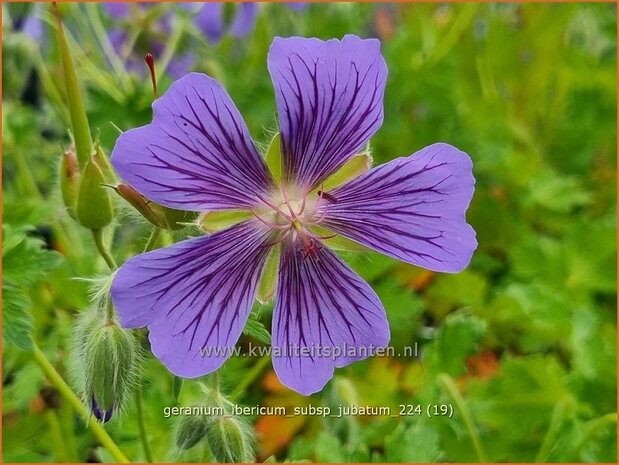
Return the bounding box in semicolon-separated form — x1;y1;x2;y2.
111;222;273;377
268;35;387;189
322;143;477;273
195;2;224;43
91;397;113;423
103;3;131;19
107;29;126;55
285;3;308;12
166;52;195;79
229;3;258;38
272;243;390;395
22;5;43;41
111;73;274;211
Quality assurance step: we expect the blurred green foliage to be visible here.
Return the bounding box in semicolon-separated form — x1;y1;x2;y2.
2;2;616;463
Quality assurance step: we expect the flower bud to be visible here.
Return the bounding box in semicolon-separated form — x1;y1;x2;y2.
74;310;139;423
207;415;255;463
113;183;168;228
76;157;114;230
60;146;80;220
112;183;195;230
175;414;209;450
92;143;116;183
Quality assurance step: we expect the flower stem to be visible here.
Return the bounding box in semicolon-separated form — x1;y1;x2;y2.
131;226;162;463
32;343;130;463
92;229;117;270
134;390;153;462
230;356;271;402
535;397;570;462
438;373;488;462
144;227;162;252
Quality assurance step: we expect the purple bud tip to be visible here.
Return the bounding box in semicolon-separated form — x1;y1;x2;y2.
91;397;113;423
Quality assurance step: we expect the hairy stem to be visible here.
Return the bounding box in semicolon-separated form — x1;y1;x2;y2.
92;229;117;270
32;344;130;463
131;226;162;462
438;373;488;462
144;227;162;252
134;390;153;462
230;356;271;402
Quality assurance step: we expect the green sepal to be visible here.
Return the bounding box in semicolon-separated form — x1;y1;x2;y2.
199;210;252;233
265;132;282;183
93;141;116;183
87;323;137;413
310;225;367;252
162;207;197;230
175;414;209;451
257;244;280;304
320;152;372;192
207;415;255;463
77;158;114;230
53;3;93;169
60;148;80;220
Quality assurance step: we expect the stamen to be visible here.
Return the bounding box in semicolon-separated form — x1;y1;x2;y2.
280;184;298;220
317;190;338;204
251;210;289;230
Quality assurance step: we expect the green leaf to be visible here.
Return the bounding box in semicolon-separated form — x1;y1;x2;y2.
425;312;486;376
2;226;62;350
243;312;271;344
265;132;282;182
2;283;34;350
385;421;441;462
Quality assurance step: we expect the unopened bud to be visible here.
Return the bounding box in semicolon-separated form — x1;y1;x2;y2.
60;146;80;220
92;143;116;183
74;310;139;423
175;413;209;450
207;415;255;463
113;183;168;228
111;183;194;230
76;157;114;230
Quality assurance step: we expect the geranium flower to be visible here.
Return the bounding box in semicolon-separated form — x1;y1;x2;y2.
110;35;477;395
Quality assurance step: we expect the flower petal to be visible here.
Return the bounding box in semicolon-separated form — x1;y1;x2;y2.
229;3;258;38
272;243;390;395
111;73;273;211
195;3;224;43
323;143;477;272
268;35;387;189
110;221;272;377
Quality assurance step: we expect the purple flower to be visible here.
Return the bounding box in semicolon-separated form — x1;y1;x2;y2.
193;2;306;44
194;2;258;44
103;3;194;80
110;35;477;395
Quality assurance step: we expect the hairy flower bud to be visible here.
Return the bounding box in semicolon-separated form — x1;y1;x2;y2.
207;415;255;463
112;183;194;230
73;309;139;423
175;414;209;450
76;157;114;230
60;146;80;220
113;183;168;228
